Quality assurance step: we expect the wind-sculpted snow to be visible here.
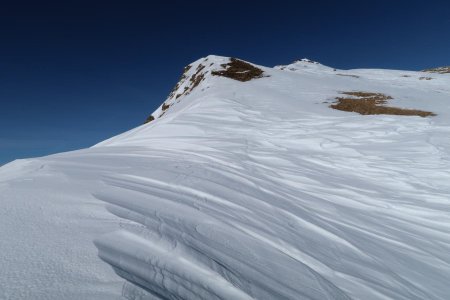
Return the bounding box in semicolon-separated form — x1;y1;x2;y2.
1;55;450;299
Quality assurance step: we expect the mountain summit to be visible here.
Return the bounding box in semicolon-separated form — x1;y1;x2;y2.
1;55;450;300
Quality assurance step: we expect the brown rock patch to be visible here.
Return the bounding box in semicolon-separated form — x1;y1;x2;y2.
162;102;170;111
189;64;206;90
422;66;450;74
144;115;155;124
330;91;436;117
212;58;264;82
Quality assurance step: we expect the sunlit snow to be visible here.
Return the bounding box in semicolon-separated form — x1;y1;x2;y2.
1;55;450;299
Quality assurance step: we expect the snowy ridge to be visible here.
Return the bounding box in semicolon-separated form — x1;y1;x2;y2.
275;58;336;73
1;55;450;299
146;56;230;121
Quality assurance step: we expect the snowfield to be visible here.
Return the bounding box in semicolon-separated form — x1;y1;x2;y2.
1;55;450;299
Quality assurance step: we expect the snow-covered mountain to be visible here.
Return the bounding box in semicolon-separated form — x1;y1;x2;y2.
1;55;450;300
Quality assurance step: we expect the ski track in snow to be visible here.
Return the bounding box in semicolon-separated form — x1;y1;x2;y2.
1;55;450;299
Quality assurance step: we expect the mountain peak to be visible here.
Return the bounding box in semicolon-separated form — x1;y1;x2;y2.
275;58;335;72
294;58;320;64
145;56;266;123
5;52;450;300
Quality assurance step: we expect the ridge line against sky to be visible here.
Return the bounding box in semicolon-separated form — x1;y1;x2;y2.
1;0;449;165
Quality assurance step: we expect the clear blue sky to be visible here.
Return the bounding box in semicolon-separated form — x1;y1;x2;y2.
1;0;449;165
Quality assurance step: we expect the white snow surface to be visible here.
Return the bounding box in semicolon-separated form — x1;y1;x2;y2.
1;55;450;299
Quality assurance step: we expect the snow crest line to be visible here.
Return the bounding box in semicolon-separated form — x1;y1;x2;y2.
2;55;450;299
93;170;352;300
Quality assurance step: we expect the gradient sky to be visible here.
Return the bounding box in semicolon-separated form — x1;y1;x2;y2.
1;0;449;165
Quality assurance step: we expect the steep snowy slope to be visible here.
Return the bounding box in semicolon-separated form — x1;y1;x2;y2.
1;55;450;300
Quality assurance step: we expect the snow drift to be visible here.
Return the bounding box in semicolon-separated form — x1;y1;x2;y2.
1;55;450;300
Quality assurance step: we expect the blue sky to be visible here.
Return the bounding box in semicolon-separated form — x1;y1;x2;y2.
1;0;449;165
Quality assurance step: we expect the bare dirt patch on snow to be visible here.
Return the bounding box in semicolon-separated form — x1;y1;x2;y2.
422;66;450;74
212;58;264;82
144;115;155;123
330;91;436;117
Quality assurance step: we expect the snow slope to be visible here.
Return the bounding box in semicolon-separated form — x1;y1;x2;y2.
1;55;450;300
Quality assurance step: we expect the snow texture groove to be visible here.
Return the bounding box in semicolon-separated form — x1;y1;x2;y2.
1;56;450;299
